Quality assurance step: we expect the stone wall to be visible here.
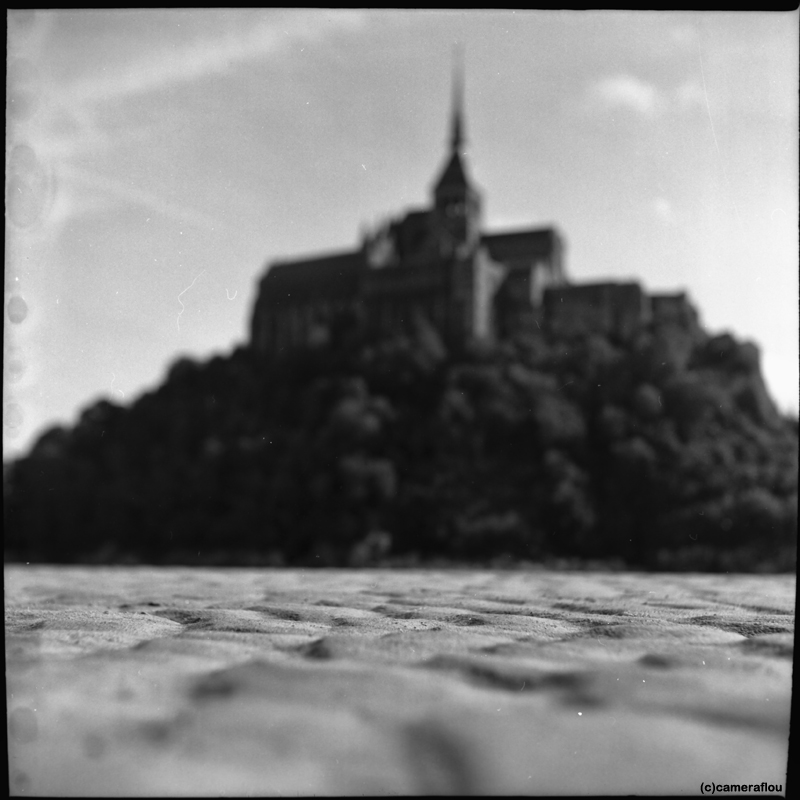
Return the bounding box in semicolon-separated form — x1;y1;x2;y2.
651;292;701;333
543;282;649;341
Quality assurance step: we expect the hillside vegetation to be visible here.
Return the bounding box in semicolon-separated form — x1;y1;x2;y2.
5;307;797;571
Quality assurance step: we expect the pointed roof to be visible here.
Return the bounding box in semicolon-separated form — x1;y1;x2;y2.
450;43;465;152
435;151;469;192
434;46;472;195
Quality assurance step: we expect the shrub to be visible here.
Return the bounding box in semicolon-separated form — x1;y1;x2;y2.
632;383;662;420
5;315;797;572
533;393;586;447
453;511;538;560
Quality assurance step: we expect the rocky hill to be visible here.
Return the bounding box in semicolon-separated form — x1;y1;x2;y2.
4;300;797;571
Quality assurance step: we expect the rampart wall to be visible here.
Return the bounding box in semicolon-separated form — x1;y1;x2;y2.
543;282;650;341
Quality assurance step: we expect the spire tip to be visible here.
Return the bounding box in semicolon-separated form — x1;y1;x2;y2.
451;43;465;152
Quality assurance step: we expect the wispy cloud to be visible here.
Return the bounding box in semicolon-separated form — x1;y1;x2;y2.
653;197;677;225
65;10;366;106
588;73;709;119
21;11;367;232
591;74;660;117
53;164;229;232
28;11;367;159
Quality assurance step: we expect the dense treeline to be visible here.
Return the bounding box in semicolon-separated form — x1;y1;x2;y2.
4;312;797;571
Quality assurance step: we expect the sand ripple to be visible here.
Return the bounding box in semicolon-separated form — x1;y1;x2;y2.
5;566;793;795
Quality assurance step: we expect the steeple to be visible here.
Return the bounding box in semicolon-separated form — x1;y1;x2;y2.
435;44;471;193
432;45;481;257
450;44;465;153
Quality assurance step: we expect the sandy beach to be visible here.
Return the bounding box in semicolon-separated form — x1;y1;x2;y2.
5;565;793;795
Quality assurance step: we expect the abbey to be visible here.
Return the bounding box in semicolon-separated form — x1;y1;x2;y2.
250;72;568;354
250;71;696;355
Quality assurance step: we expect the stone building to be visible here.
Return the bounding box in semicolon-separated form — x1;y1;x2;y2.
250;72;567;354
543;282;649;342
543;284;702;343
249;70;697;355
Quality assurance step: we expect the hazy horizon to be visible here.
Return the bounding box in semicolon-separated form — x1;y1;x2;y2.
5;9;798;460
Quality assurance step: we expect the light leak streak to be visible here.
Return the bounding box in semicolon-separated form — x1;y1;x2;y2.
697;42;740;223
177;270;206;331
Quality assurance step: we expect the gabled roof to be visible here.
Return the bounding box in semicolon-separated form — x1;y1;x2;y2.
260;250;364;306
482;227;561;263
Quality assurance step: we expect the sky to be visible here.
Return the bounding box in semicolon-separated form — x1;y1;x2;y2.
5;9;798;460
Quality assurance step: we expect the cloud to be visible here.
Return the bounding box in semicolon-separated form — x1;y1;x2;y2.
589;73;710;120
653;197;677;225
591;74;660;117
29;11;367;160
53;164;229;233
66;10;366;106
20;11;367;232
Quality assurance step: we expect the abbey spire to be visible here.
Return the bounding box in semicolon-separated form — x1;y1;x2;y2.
253;52;566;356
450;44;465;153
433;45;481;256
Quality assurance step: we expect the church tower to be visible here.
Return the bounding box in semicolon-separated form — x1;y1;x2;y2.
432;51;482;258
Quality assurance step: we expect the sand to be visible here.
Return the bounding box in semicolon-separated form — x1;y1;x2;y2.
5;565;793;796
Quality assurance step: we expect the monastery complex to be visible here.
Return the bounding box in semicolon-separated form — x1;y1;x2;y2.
250;69;695;354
